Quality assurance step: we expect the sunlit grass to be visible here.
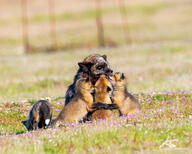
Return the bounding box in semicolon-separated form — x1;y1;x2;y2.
0;91;192;153
0;0;192;153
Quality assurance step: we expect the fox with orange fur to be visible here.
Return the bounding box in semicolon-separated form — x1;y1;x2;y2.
50;74;118;127
90;74;115;120
112;72;141;116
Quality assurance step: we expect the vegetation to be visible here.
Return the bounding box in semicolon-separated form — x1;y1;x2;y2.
0;0;192;153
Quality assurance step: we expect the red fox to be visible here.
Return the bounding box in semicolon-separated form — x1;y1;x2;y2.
112;72;141;116
90;74;114;120
51;74;118;127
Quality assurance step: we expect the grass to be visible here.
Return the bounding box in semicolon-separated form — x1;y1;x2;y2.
29;2;166;23
0;0;192;55
0;45;191;153
0;91;192;153
0;43;191;99
0;3;166;24
0;0;192;153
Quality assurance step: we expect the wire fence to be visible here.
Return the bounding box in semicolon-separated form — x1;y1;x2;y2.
0;0;131;53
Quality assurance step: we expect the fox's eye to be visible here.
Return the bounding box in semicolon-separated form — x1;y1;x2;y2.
107;86;112;92
97;65;103;70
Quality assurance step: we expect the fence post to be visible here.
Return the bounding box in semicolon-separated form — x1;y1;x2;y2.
21;0;30;53
95;0;105;47
48;0;57;50
118;0;131;43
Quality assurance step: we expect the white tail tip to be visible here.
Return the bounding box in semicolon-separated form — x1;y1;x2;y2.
45;119;50;125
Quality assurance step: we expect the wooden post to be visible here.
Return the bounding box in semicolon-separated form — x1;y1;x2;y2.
48;0;57;50
21;0;30;53
95;0;105;47
118;0;131;43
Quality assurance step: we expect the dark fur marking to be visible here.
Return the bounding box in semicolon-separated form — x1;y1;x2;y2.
22;100;52;131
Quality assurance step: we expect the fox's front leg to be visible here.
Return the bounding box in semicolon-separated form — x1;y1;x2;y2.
33;121;38;130
86;100;94;112
92;102;119;110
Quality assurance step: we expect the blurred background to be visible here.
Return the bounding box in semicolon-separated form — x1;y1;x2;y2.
0;0;191;101
0;0;191;55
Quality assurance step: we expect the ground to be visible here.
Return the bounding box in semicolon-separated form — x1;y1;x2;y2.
0;0;192;153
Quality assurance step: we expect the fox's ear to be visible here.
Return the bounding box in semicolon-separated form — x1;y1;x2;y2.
102;55;107;61
82;72;89;78
121;73;125;79
78;62;94;72
22;120;27;126
115;72;121;80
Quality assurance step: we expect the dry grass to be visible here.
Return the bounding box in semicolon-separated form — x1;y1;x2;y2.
0;0;192;55
0;0;192;153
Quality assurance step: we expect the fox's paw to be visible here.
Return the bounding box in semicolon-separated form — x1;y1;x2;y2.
92;103;119;110
92;102;109;110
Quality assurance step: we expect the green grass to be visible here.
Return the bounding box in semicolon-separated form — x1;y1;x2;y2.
0;79;59;96
0;44;191;99
0;3;166;24
1;92;192;153
0;0;192;153
0;50;192;152
0;37;22;46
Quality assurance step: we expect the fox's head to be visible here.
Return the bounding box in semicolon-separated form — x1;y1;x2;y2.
78;54;113;83
95;74;113;94
112;72;126;87
22;120;33;131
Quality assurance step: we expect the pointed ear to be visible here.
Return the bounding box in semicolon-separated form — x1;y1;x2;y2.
82;72;89;78
115;72;121;80
102;55;107;61
121;73;125;79
78;62;94;72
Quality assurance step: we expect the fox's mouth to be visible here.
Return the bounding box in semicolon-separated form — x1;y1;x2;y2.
90;71;113;85
90;89;95;96
104;73;114;81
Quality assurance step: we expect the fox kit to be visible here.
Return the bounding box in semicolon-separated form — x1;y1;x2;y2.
112;72;141;116
65;54;113;106
51;74;117;127
22;100;52;131
90;74;115;120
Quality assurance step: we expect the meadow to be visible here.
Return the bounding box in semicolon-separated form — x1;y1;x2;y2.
0;0;192;153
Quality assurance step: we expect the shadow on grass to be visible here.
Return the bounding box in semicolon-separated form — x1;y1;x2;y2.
15;130;26;135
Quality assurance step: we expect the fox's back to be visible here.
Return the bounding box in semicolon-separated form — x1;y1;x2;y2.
121;93;140;114
58;98;88;123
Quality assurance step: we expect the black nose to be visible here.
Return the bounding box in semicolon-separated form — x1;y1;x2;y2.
107;69;113;74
